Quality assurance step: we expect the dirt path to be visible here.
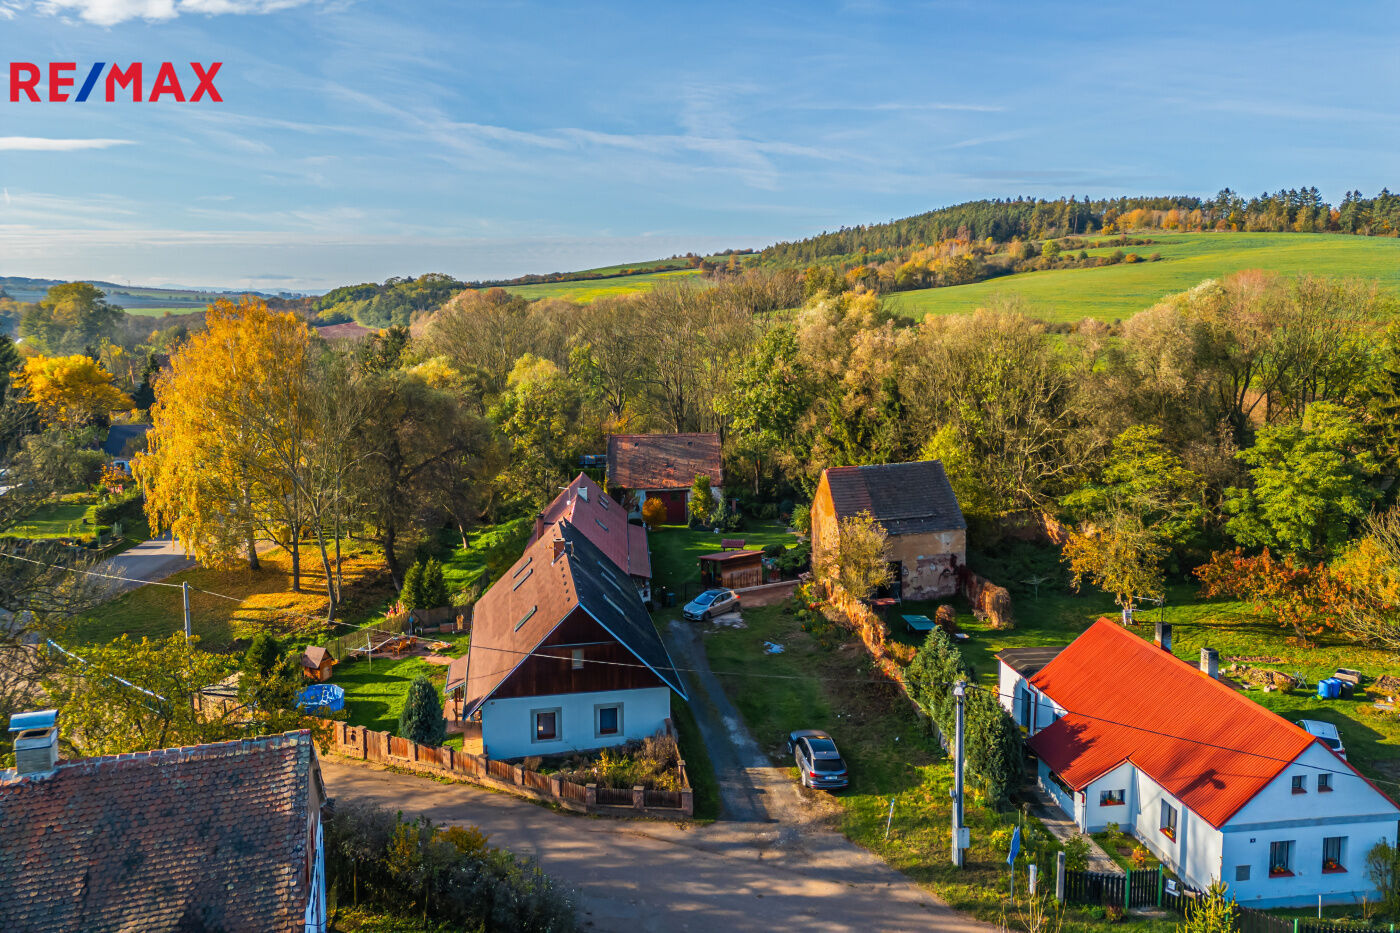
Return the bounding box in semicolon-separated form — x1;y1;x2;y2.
321;758;995;933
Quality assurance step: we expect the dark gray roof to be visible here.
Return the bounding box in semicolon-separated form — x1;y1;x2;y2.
561;521;687;700
996;646;1066;678
824;460;966;535
101;423;150;458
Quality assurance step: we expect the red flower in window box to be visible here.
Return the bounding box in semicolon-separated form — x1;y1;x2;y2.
1323;858;1345;873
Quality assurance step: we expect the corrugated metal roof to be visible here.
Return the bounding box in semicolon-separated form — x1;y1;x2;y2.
1028;619;1319;828
824;460;966;534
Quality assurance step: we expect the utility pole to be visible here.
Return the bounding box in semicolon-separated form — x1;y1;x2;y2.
182;581;191;642
951;680;966;867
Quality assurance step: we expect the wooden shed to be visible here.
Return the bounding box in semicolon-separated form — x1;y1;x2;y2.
698;550;765;590
300;646;336;683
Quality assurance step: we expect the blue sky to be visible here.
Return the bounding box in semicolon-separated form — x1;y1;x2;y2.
2;1;1397;291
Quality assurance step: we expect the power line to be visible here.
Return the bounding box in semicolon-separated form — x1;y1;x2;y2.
0;551;186;590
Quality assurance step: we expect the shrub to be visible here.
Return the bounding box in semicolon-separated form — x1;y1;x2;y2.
1366;839;1400;916
757;502;778;520
1063;833;1090;872
791;502;811;534
688;473;716;526
91;489;143;527
1177;881;1238;933
399;675;447;747
325;801;577;932
641;497;667;530
762;543;786;560
775;540;811;576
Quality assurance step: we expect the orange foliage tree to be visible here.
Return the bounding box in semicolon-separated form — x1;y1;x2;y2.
1195;549;1355;644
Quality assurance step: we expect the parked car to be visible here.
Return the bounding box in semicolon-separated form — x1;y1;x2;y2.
1296;719;1346;759
787;729;849;790
682;588;739;621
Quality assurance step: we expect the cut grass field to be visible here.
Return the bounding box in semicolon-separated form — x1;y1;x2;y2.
6;499;94;539
886;231;1400;323
646;520;799;603
70;544;396;650
496;268;703;302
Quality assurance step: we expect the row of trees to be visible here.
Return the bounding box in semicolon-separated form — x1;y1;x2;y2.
757;189;1400;266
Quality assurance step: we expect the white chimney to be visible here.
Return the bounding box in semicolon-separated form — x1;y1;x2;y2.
9;710;59;778
1154;621;1172;652
1200;647;1219;679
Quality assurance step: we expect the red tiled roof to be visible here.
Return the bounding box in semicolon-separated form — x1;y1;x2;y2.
532;473;651;579
0;731;320;932
1028;620;1329;828
607;433;722;490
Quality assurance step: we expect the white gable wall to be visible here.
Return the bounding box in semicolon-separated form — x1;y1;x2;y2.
481;685;671;761
1131;772;1225;894
1219;743;1400;907
1082;762;1136;833
997;661;1062;735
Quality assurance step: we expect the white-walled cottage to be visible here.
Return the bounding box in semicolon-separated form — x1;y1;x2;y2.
997;619;1399;908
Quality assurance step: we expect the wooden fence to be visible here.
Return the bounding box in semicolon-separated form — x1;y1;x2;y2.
326;720;693;818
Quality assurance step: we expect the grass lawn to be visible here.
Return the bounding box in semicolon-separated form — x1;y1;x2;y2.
70;544;396;651
333;632;469;734
646;520;801;603
672;696;721;821
6;497;95;540
886;231;1400;323
1091;829;1163;874
440;516;533;596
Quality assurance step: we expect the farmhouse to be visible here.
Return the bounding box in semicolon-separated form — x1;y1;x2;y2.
997;620;1400;907
531;471;653;605
810;460;966;600
0;718;328;932
100;422;151;474
606;432;722;523
459;519;687;761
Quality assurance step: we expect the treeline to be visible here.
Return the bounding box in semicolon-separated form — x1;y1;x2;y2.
311;272;465;328
756;189;1400;265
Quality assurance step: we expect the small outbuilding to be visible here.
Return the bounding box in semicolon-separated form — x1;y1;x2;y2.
697;550;764;590
606;433;723;523
300;646;336;682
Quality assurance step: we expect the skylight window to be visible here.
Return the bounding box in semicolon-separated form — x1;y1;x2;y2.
577;486;588;502
595;518;608;532
514;606;537;631
512;556;533;577
599;495;609;510
512;567;534;590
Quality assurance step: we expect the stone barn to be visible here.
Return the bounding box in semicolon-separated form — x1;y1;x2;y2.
811;460;966;600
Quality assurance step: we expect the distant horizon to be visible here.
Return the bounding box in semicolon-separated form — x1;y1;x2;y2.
4;0;1397;289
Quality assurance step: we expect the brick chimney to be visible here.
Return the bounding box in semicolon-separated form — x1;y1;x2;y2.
1200;647;1219;679
532;511;545;541
1154;621;1172;652
9;710;59;778
551;536;567;563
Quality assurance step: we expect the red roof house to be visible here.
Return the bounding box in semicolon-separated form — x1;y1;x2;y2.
998;619;1398;907
531;472;652;603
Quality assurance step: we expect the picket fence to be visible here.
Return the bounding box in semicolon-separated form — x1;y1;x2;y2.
327;720;693;818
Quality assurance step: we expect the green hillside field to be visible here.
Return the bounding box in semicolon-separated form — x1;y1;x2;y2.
885;232;1400;323
496;267;703;302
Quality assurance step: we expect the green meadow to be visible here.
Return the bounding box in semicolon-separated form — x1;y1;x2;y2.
497;268;703;302
886;232;1400;323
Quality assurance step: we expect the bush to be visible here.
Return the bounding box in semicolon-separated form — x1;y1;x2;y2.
91;489;143;527
687;474;715;526
325;801;577;932
641;497;667;530
791;503;811;534
1367;839;1400;916
775;540;811;576
1063;833;1090;872
398;675;447;747
762;543;786;560
551;731;682;791
757;502;778;520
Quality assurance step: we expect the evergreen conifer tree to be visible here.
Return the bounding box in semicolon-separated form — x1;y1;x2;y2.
398;675;446;746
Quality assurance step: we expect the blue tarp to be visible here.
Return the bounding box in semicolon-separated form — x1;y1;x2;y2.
297;684;346;713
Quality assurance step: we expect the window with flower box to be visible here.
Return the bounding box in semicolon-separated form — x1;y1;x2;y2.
1269;840;1295;877
1160;801;1177;840
1322;836;1346;873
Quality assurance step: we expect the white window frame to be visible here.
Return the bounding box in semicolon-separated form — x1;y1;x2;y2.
531;707;562;744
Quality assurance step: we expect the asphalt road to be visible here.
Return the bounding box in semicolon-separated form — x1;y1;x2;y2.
321;759;992;933
94;534;195;597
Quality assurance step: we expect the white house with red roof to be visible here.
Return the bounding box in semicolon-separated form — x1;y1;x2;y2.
997;619;1399;908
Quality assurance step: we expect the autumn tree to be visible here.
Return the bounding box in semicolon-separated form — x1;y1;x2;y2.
817;511;892;601
1195;549;1352;643
490;355;590;511
1063;512;1167;616
16;355;132;427
688;473;716;526
641;497;667;530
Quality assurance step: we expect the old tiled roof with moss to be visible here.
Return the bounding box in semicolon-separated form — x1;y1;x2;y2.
823;460;966;535
606;433;722;490
0;730;321;932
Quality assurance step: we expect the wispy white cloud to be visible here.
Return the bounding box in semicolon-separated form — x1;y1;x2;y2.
0;137;134;151
871;102;1007;113
29;0;312;26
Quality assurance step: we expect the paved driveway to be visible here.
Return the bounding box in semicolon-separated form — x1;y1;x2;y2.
321;759;991;933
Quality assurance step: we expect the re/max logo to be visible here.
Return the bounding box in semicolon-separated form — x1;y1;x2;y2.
8;62;222;102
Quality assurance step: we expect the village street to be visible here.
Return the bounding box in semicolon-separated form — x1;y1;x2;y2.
320;758;991;933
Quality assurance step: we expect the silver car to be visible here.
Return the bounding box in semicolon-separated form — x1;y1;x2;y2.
787;729;849;790
682;588;739;621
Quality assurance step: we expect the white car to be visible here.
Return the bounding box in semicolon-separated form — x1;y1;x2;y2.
1296;719;1346;759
